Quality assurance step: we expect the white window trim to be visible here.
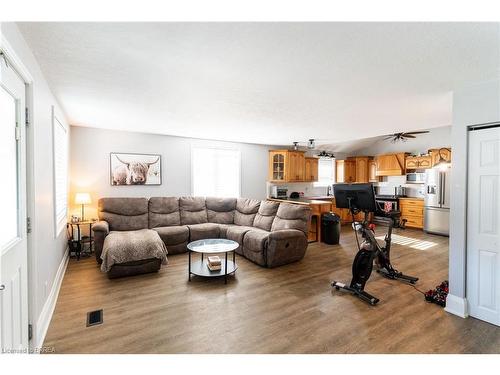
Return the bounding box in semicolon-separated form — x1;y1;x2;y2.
314;157;336;187
190;145;242;198
52;106;68;237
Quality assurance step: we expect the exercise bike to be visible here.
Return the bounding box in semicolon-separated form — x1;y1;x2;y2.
330;183;419;305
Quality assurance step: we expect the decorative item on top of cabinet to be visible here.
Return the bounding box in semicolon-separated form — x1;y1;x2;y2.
304;157;319;182
405;155;432;170
375;153;408;176
268;150;306;182
429;148;451;167
335;159;356;183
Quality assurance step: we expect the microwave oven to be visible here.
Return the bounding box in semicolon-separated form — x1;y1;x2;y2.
406;172;426;184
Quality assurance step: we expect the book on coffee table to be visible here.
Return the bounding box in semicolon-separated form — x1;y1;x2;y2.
207;262;222;271
207;256;221;265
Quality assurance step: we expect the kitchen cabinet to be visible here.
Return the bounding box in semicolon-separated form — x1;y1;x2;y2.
368;159;379;182
399;198;424;229
429;148;452;167
375;153;407;176
405;155;432;169
268;150;306;182
354;156;370;183
304;157;319;182
336;159;356;183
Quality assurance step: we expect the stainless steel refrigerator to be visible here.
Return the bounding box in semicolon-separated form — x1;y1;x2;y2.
424;168;450;236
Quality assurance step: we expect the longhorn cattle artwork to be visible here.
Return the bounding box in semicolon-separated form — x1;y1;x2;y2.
110;152;162;185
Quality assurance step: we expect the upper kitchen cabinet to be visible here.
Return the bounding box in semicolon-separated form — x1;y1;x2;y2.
405;155;433;169
368;159;379;182
354;156;371;183
268;150;308;182
429;148;452;167
375;153;407;176
304;157;319;182
336;159;356;183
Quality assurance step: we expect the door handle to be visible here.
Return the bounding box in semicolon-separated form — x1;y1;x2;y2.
0;285;5;291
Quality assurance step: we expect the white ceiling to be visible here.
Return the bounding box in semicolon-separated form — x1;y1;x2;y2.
17;22;499;146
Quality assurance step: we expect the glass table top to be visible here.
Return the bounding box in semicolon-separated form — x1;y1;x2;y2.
187;238;239;253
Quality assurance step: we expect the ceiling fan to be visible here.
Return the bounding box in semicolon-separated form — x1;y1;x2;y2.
383;131;430;143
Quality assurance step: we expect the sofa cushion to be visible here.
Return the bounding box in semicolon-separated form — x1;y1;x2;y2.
206;197;236;224
187;223;220;241
271;203;311;235
233;198;261;226
253;201;280;231
153;225;189;245
242;230;270;266
217;223;236;238
98;198;149;231
226;225;266;255
179;197;208;225
149;197;181;228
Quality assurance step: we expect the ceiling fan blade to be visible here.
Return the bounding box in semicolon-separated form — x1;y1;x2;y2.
402;134;416;138
404;131;430;135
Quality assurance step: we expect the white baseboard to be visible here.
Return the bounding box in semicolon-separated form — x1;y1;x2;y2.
34;250;69;349
445;293;468;318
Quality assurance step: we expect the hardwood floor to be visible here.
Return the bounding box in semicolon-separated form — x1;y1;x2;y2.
43;227;500;353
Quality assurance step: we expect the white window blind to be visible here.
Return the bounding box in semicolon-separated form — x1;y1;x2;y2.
192;147;241;198
53;115;68;235
315;157;336;187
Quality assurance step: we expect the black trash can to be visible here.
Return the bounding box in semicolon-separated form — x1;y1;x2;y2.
321;212;341;245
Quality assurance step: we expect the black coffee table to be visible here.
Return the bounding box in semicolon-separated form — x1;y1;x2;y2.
187;239;239;284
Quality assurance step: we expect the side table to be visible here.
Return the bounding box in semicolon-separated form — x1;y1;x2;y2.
67;221;95;260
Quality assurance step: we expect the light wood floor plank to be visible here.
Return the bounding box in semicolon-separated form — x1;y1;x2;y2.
43;227;500;353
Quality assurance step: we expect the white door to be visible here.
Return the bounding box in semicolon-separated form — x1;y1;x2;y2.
467;125;500;326
0;55;29;351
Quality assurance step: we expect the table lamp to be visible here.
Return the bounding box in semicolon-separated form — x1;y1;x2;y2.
75;193;91;221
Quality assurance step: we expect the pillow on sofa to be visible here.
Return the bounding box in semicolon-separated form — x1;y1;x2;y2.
253;200;279;231
234;198;261;226
149;197;181;228
179;196;208;225
271;203;311;234
206;197;236;224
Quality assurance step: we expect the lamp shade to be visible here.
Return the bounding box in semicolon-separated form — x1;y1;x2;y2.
75;193;91;205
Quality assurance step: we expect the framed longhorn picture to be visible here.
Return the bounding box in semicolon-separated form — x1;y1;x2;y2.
110;152;162;185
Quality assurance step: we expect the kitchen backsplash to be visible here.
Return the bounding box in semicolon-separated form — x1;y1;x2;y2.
268;176;425;199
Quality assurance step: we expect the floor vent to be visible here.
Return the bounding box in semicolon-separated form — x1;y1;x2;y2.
86;309;103;327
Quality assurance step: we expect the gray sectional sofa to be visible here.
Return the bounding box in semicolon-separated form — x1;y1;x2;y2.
92;197;311;278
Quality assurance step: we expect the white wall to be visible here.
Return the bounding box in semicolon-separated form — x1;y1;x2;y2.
1;23;70;346
69;126;274;219
446;79;500;317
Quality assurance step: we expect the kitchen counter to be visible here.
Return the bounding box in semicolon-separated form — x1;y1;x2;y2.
267;198;332;206
398;197;424;201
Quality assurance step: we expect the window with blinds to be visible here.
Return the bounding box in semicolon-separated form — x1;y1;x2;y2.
191;147;241;198
315;157;336;187
53;114;68;236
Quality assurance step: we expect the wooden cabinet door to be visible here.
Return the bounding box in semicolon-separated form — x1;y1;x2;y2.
355;157;369;183
310;158;318;181
269;151;287;181
375;153;405;176
346;160;356;182
296;152;305;181
288;151;305;181
418;155;432;169
336;160;345;183
368;160;378;182
304;158;311;181
405;157;419;169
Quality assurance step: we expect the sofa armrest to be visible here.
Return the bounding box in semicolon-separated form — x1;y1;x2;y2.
92;220;109;234
266;229;308;268
92;221;109;264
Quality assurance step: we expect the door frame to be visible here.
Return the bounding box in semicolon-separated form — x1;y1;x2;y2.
1;35;35;349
